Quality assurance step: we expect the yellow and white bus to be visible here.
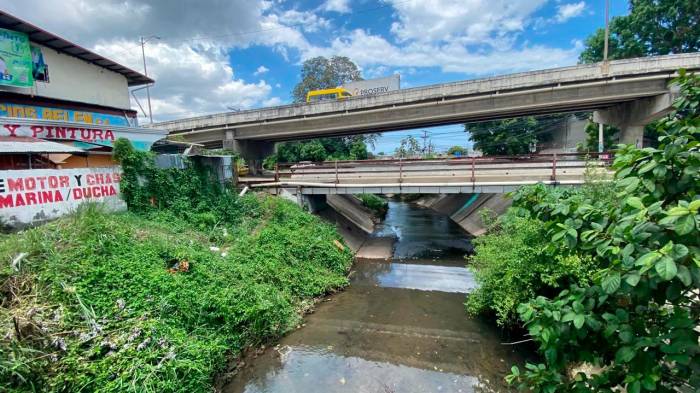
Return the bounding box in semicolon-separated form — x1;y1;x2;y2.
306;88;352;103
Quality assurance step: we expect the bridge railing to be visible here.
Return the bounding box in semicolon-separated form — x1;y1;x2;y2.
270;152;614;186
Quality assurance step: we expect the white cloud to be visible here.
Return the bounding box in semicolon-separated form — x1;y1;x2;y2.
1;0;287;121
321;0;351;13
254;65;270;76
93;40;276;121
278;9;331;32
386;0;548;46
555;2;586;23
304;29;579;75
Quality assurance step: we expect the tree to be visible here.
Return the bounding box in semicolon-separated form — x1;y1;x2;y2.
467;116;548;156
292;56;362;103
394;135;421;158
579;117;620;152
447;145;468;156
579;0;700;63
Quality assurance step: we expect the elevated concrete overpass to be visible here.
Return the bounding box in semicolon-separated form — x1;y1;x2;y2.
158;53;699;171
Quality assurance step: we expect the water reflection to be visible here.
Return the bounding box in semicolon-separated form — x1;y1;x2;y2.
223;201;523;393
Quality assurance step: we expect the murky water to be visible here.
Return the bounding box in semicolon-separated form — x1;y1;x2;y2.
224;201;526;393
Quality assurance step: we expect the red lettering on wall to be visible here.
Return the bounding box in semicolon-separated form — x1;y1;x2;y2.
54;127;67;139
7;178;24;192
104;130;115;140
24;178;36;191
0;194;13;208
3;124;20;136
30;126;44;137
25;192;37;205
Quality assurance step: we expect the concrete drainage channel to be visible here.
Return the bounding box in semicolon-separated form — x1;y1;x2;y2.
222;199;530;393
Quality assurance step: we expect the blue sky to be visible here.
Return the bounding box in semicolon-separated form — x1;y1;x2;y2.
3;0;632;154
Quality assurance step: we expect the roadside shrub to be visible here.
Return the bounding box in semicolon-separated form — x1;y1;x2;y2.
506;71;700;392
466;208;597;326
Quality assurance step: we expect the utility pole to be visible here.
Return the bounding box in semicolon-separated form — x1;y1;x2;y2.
140;36;158;124
421;130;429;157
599;0;610;153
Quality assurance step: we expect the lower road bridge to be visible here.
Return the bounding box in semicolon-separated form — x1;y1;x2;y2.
249;153;612;195
246;154;613;236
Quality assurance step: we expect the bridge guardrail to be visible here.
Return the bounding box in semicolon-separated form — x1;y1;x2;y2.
270;152;614;186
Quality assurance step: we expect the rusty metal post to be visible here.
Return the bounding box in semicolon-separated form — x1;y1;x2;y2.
470;156;475;183
551;154;557;182
274;163;279;195
335;160;339;184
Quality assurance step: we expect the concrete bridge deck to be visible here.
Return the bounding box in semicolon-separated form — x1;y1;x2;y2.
157;54;700;149
249;153;612;194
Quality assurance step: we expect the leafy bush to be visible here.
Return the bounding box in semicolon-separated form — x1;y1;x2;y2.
505;71;700;392
0;144;353;392
466;207;598;327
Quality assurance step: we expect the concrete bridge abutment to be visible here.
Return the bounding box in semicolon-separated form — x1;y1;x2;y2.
593;92;677;147
224;131;274;175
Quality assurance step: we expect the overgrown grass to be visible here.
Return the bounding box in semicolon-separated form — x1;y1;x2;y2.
356;194;388;219
0;194;352;392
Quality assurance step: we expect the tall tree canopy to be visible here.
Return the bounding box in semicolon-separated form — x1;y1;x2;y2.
467;116;561;156
264;56;374;167
292;56;362;103
579;0;700;63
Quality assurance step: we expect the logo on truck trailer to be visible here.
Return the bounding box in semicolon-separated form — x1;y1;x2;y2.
342;75;400;98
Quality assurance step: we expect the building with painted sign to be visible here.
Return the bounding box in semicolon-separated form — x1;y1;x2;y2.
0;11;167;170
0;11;167;227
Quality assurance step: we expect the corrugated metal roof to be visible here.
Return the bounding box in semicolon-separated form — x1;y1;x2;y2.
0;136;86;154
0;11;153;86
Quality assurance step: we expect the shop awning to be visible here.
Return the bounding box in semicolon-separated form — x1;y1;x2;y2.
0;136;86;154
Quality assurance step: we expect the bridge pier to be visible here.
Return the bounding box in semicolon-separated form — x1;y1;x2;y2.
224;132;274;175
593;92;676;147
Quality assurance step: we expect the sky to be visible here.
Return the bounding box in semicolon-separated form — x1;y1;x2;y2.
1;0;631;154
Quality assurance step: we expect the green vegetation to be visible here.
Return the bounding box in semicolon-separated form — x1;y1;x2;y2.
394;135;421;158
579;0;700;64
468;72;699;392
263;56;376;167
580;0;700;149
447;145;467;156
0;140;353;392
356;194;388;219
291;56;362;104
579;118;620;152
264;135;373;168
466;194;603;326
466;115;561;156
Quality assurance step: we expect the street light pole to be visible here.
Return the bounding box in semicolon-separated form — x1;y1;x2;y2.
140;36;155;124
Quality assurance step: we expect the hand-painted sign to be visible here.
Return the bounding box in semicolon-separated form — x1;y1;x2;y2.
0;118;167;151
0;167;126;227
0;102;132;126
0;28;33;87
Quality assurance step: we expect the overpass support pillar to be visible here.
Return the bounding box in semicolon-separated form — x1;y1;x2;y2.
593;92;676;147
224;132;274;176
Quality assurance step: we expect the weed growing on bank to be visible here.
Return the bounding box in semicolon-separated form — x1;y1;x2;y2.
0;142;353;392
356;194;388;219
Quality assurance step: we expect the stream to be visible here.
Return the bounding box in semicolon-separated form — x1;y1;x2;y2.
223;200;527;393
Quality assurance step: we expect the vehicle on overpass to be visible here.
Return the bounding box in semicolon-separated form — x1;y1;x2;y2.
306;87;352;103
